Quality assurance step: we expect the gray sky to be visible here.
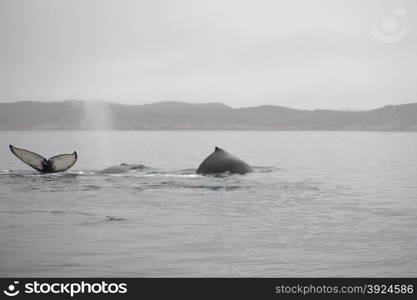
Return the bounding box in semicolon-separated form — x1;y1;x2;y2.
0;0;416;109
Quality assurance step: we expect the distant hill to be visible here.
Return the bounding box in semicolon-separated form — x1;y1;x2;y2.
0;100;416;131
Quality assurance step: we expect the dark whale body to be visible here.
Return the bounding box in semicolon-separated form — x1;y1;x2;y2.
196;147;253;175
99;163;146;174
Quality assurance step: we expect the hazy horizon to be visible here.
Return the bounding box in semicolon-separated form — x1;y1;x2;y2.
1;0;416;110
1;98;417;111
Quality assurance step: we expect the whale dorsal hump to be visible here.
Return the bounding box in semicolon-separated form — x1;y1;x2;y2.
214;146;223;152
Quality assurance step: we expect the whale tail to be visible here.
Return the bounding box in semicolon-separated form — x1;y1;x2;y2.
9;145;77;173
47;152;78;172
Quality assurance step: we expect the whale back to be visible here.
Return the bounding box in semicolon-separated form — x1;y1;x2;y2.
99;163;146;174
196;147;253;175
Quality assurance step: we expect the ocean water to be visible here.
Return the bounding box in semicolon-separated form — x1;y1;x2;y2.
0;131;416;277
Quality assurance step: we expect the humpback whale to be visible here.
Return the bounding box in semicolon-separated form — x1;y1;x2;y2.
196;146;253;175
9;145;77;173
99;163;147;174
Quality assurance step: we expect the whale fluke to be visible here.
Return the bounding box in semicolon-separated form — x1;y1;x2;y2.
9;145;77;173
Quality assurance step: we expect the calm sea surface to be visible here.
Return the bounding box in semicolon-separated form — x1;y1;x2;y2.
0;131;416;276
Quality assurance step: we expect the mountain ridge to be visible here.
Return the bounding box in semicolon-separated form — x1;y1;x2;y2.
0;100;416;131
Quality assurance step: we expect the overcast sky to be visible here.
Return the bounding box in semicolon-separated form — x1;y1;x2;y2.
0;0;416;109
